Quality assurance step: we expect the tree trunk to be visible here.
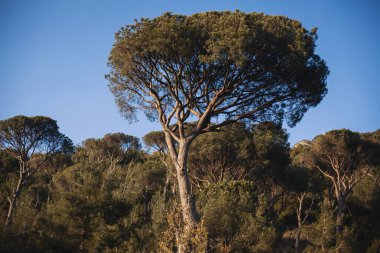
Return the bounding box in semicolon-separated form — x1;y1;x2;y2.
294;228;302;252
295;216;302;251
295;194;304;252
336;198;345;235
334;196;346;251
163;177;170;196
3;172;23;233
175;142;197;252
4;198;15;233
164;132;197;252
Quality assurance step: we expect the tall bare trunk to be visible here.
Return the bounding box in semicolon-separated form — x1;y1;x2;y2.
3;164;24;233
336;198;345;237
176;142;197;224
164;132;197;252
295;217;302;251
175;142;197;252
295;194;304;252
4;197;16;233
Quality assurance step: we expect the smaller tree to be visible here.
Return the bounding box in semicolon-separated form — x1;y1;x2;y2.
0;115;72;232
143;131;167;157
303;130;376;243
285;166;321;251
73;133;141;175
288;142;324;251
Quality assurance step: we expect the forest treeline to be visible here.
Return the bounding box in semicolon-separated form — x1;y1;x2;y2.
0;115;379;252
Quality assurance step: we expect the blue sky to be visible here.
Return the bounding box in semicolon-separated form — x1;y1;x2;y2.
1;0;379;146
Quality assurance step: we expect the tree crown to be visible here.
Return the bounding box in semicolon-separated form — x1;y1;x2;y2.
0;115;71;160
108;11;328;141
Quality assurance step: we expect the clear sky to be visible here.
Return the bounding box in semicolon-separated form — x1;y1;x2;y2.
1;0;379;146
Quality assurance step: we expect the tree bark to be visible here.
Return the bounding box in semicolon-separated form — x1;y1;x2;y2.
295;194;304;252
4;197;16;233
175;142;197;252
164;132;197;252
3;166;24;233
295;227;301;252
336;198;345;235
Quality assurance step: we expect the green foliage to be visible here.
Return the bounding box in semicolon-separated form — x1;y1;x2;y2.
198;180;257;236
198;180;278;252
0;115;73;235
1;118;379;253
189;123;254;188
73;132;142;166
39;158;166;252
250;122;290;185
303;199;336;252
0;150;18;173
343;176;380;252
108;11;328;127
0;115;71;157
143;130;167;154
305;129;380;180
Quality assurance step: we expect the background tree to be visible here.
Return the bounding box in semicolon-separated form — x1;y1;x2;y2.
40;144;166;253
361;129;380;185
73;133;141;175
249;122;290;194
0;115;72;232
107;11;328;250
143;131;167;157
0;122;379;252
341;130;380;252
143;130;176;196
197;180;256;252
188;123;253;189
302;129;378;246
287;141;317;251
305;198;336;251
198;180;280;252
